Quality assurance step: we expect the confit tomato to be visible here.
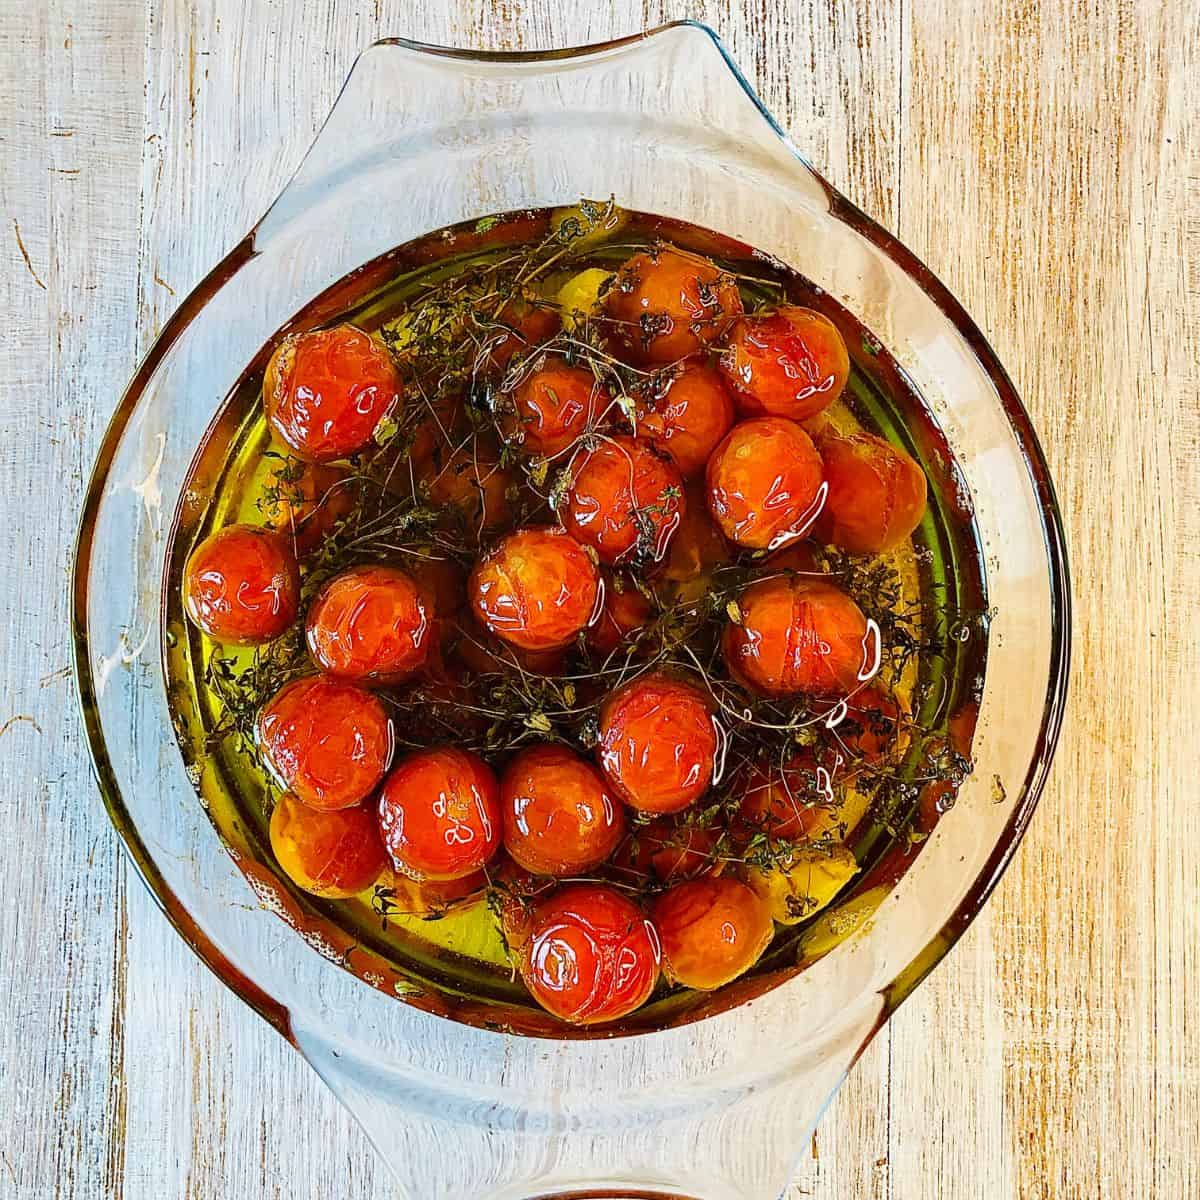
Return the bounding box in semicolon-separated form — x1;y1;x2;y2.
377;747;501;881
586;573;654;657
305;564;431;685
633;360;735;478
657;486;729;584
706;417;826;550
423;434;514;537
469;526;601;652
504;356;606;456
720;306;849;421
738;754;838;842
604;246;743;364
264;324;401;462
723;576;875;698
519;883;661;1024
597;674;721;814
651;876;774;990
257;676;394;810
825;686;903;770
482;295;561;373
183;524;300;644
268;792;387;898
561;435;685;566
260;460;356;555
619;818;719;883
501;744;625;876
812;430;928;554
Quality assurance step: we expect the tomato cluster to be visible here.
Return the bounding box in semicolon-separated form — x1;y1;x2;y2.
183;233;932;1028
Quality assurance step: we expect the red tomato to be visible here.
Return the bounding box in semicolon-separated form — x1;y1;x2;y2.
384;868;488;916
586;573;654;656
706;417;826;550
469;526;601;652
408;553;467;617
305;565;431;685
483;296;561;373
183;524;300;645
651;876;773;990
738;754;838;842
657;486;729;583
719;306;849;421
812;431;928;553
377;747;501;881
258;676;394;810
424;435;514;536
519;884;661;1024
504;357;606;456
264;325;401;462
501;745;626;876
826;686;903;769
490;858;556;953
604;246;743;364
633;360;735;478
561;435;685;565
268;792;387;898
261;460;356;555
723;577;875;697
597;674;721;814
450;620;569;677
618;819;719;883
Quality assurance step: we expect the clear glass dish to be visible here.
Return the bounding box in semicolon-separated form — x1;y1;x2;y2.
72;22;1070;1200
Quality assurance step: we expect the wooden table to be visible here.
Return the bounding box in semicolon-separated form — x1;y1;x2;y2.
2;2;1196;1196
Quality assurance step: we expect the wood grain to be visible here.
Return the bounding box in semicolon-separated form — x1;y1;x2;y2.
0;1;1196;1197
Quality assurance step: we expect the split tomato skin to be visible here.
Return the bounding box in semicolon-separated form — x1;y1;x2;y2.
269;792;387;898
469;525;601;652
723;576;874;698
706;417;826;550
604;246;744;364
651;876;774;990
633;360;736;478
519;883;661;1025
183;524;300;645
812;430;928;553
257;676;394;811
501;745;626;876
505;357;605;456
597;674;721;814
561;435;685;565
305;564;431;685
377;748;501;881
719;306;849;421
264;324;402;462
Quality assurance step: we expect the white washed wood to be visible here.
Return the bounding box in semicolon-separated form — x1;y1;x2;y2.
0;1;1195;1198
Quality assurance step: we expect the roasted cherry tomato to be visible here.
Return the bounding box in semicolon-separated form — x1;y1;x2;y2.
586;573;654;657
657;486;729;584
258;676;394;810
450;620;569;677
618;818;719;883
519;883;661;1024
501;744;626;875
562;435;685;565
183;524;300;644
826;686;903;769
469;526;601;652
604;246;743;364
264;324;401;462
812;430;928;553
305;564;431;685
504;356;606;456
719;306;849;421
424;435;514;536
268;792;387;898
408;552;467;617
723;576;874;697
651;876;774;990
597;674;721;813
633;360;735;478
377;747;501;881
483;295;561;373
738;754;838;842
706;417;826;550
489;858;556;953
261;460;356;555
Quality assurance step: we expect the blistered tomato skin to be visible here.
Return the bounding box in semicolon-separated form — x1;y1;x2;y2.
377;748;501;881
519;884;661;1025
651;876;774;990
257;676;394;811
720;306;849;421
604;247;744;364
268;792;387;898
305;565;431;685
586;574;654;657
261;461;356;555
633;361;736;478
469;526;601;652
501;745;626;876
505;357;606;456
723;577;874;698
562;435;685;566
706;417;826;551
597;674;721;814
183;524;300;644
813;431;928;554
264;325;402;462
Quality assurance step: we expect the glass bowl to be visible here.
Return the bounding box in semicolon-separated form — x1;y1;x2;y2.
72;22;1070;1200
